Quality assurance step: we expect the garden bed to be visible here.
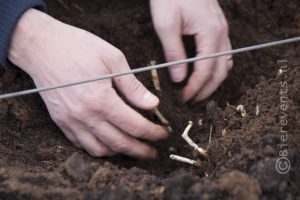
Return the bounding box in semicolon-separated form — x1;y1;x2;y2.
0;0;299;199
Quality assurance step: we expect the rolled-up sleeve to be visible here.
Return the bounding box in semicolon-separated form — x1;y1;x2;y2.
0;0;46;67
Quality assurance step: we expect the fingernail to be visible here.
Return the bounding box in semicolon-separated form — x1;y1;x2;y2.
170;66;185;82
142;91;159;106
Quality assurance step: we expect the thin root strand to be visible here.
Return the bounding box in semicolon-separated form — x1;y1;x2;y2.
169;154;201;167
207;125;213;150
255;105;260;116
181;121;207;157
150;60;161;92
153;108;173;133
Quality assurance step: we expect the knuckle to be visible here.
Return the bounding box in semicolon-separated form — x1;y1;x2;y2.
90;148;107;157
215;71;228;81
129;124;147;138
68;105;87;121
102;47;126;68
155;21;174;32
202;74;213;83
97;88;117;115
111;48;126;63
81;89;102;105
127;78;144;95
197;70;213;82
207;21;228;36
206;22;219;32
81;88;114;114
111;140;130;153
51;112;71;126
165;50;182;61
220;22;229;35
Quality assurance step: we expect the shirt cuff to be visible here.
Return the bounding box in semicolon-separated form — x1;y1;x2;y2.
0;0;46;68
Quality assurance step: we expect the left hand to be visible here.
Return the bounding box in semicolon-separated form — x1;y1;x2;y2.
150;0;233;102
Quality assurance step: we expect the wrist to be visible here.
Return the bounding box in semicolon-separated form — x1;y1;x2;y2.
8;9;56;75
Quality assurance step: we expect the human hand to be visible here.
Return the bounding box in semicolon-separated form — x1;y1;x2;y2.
8;9;168;159
150;0;233;102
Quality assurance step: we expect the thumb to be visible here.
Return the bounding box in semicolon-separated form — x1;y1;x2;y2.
112;63;159;110
158;31;188;82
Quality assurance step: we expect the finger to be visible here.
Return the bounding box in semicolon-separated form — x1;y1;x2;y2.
59;125;82;148
93;121;157;159
182;34;219;102
226;38;234;71
194;38;232;101
104;90;168;141
111;54;159;110
157;28;188;82
114;74;159;110
194;56;228;101
75;130;115;157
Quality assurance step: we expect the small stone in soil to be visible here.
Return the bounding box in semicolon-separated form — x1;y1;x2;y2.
62;153;94;182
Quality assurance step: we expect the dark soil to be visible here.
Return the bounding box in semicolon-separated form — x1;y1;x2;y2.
0;0;299;199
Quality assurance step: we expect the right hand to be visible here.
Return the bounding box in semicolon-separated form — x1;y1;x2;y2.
8;9;168;159
151;0;233;102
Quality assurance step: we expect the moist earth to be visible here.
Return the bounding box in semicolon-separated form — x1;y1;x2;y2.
0;0;299;199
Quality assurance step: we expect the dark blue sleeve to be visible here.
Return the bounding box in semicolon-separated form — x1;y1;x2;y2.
0;0;46;68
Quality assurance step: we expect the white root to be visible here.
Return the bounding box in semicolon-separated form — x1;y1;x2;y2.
207;125;213;149
169;154;201;167
153;108;173;133
150;61;171;132
150;60;161;92
222;129;227;137
236;105;247;117
181;121;207;157
255;105;260;116
198;119;203;127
